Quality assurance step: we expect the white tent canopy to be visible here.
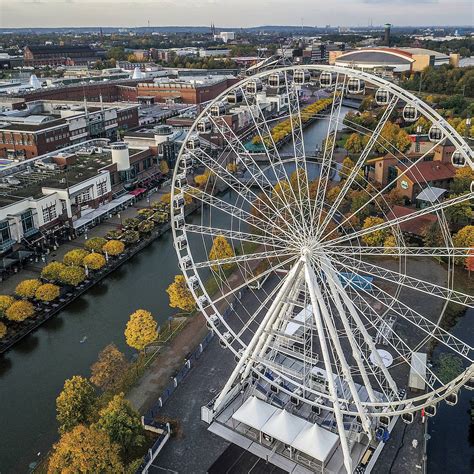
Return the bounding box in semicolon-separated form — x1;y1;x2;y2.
416;186;447;203
232;396;277;431
292;422;339;464
261;409;309;445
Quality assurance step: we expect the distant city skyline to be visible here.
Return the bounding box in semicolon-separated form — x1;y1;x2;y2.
1;0;472;29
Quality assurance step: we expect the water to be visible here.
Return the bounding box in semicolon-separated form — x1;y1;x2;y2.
427;308;474;474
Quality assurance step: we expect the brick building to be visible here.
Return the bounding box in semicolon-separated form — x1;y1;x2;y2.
24;45;103;67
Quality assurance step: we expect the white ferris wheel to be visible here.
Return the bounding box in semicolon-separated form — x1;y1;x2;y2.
171;65;474;471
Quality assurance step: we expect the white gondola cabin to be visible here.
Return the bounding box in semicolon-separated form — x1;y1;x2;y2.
197;119;212;133
320;71;335;88
375;88;390;105
270;377;282;394
179;154;193;170
446;391;458;406
401;409;414;424
175;235;187;250
197;295;208;306
311;404;321;415
186;136;201;150
347;77;365;94
188;275;199;290
268;72;284;88
246;79;263;94
227;89;243;104
424;403;437;417
181;255;192;270
428;125;443;142
206;313;220;330
294;69;310;85
174;213;185;230
452;150;466;167
173;194;185;209
290;388;303;406
403;104;418;122
174;172;186;188
379;415;390;428
219;331;233;348
210;102;227;117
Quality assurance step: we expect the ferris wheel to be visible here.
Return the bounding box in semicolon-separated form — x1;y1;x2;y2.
171;65;474;470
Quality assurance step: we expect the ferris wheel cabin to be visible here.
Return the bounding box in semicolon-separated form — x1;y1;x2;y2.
173;194;185;210
375;88;391;105
178;154;193;171
294;69;310;86
186;136;201;150
210;102;227;117
180;255;192;270
347;77;365;94
246;79;263;94
319;71;336;88
206;313;220;330
174;172;187;189
227;89;243;104
403;104;418;122
428;125;443;142
219;331;233;348
445;390;458;406
452;150;466;167
197;119;212;133
268;72;285;89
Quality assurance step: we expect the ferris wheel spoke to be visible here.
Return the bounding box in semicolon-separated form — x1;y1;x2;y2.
330;255;473;361
326;245;471;259
317;95;399;239
330;191;474;247
325;139;444;240
192;249;296;270
334;253;474;308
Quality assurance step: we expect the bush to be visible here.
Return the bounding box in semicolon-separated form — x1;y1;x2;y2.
63;249;89;266
84;237;107;253
103;240;125;256
15;279;42;299
35;283;60;302
41;261;67;282
6;300;35;321
83;253;106;271
59;266;86;286
0;295;15;315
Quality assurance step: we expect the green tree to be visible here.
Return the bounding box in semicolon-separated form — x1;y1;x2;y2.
83;253;107;271
124;309;158;351
95;393;145;455
90;344;129;392
56;375;96;433
444;195;473;227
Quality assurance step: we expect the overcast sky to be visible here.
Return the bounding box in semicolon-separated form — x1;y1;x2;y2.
1;0;472;29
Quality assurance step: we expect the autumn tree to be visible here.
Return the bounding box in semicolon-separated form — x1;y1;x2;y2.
361;216;388;246
6;300;35;322
451;166;474;195
15;279;41;299
103;240;125;256
345;133;368;154
166;275;196;312
422;222;444;247
374;122;411;154
95;393;145;455
124;309;158;351
466;249;474;276
159;159;170;174
59;265;86;286
41;261;66;282
63;248;89;266
35;283;60;302
83;253;106;271
348;189;372;220
0;295;14;316
208;235;235;271
48;424;123;473
453;225;474;265
90;344;129;392
56;375;96;433
0;322;6;339
84;237;107;253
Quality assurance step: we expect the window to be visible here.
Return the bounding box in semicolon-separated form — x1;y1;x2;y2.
97;179;108;197
0;221;11;244
42;203;57;223
21;210;35;234
76;190;91;205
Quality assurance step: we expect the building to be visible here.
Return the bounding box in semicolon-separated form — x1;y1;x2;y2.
0;101;139;160
216;32;236;43
333;47;455;73
387;205;438;238
23;45;103;67
198;49;231;58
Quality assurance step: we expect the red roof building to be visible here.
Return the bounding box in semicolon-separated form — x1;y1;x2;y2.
387;205;438;236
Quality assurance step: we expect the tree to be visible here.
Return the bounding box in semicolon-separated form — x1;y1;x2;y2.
361;216;388;246
159;159;169;174
466;249;474;276
435;353;463;384
15;279;41;299
6;300;35;321
83;253;107;271
0;321;6;339
103;240;125;256
348;189;372;220
63;248;89;266
48;425;123;473
422;222;444;247
453;225;474;265
451;166;474;194
95;393;145;454
41;261;67;282
208;235;235;271
124;309;158;351
166;275;196;312
444;195;473;227
160;192;171;205
85;237;107;253
90;344;129;392
56;375;96;433
35;283;60;302
345;133;366;154
0;295;15;316
326;186;342;206
383;235;397;256
59;266;86;286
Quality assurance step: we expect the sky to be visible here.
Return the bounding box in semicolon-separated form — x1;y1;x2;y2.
0;0;473;29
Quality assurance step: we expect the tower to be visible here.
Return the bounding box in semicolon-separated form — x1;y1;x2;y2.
384;23;391;47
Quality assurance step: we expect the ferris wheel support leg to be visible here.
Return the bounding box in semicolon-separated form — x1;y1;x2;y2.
305;260;353;474
212;259;304;414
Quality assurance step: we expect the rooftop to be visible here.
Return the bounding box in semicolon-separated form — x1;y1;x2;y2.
396;161;457;183
387;205;438;235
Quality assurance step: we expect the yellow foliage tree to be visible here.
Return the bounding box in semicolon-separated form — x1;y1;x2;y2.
0;295;15;315
63;248;89;266
362;216;388;246
47;425;123;474
83;253;106;271
59;266;86;286
6;300;35;322
160;192;171;205
103;240;125;256
209;235;235;271
35;283;60;302
90;344;129;392
452;225;474;265
159;159;170;174
166;275;196;312
383;234;397;257
15;279;41;299
227;162;238;173
124;309;158;351
0;321;6;339
41;261;66;282
84;237;107;253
